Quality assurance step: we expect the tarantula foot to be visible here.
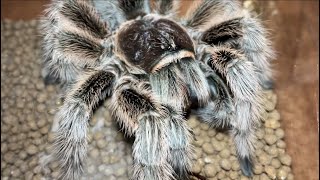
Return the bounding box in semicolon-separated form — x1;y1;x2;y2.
239;156;254;177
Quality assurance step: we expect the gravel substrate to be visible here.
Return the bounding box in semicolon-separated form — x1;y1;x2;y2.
1;20;294;180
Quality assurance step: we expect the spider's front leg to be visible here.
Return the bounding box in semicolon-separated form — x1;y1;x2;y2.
110;77;192;180
53;69;116;179
198;45;263;177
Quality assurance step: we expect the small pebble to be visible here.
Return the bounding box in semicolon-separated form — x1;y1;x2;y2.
271;158;281;169
277;168;288;180
202;143;214;154
265;165;277;179
204;164;217;177
220;159;231;171
265;134;278;145
26;145;38;155
279;154;292;166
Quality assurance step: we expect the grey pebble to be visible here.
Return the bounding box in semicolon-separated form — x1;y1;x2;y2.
26;145;38;155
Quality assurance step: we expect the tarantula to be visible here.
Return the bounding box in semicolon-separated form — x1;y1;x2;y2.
40;0;274;179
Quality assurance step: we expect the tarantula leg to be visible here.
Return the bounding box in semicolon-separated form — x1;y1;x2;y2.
41;0;109;84
166;107;193;180
153;0;180;17
194;65;234;129
184;0;240;28
53;70;115;180
110;78;174;179
199;13;275;89
201;45;262;177
118;0;150;19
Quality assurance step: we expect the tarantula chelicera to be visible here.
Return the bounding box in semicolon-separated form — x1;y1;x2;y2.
41;0;274;179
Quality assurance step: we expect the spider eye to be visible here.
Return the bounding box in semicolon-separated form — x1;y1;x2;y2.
116;18;194;72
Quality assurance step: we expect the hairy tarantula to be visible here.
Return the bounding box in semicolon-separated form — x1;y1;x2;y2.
40;0;274;179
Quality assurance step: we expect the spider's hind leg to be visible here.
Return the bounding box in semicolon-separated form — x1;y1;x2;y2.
53;70;116;179
199;45;263;177
193;67;234;130
110;78;175;180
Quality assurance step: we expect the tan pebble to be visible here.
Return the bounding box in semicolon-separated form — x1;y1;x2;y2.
26;145;38;155
89;149;100;159
216;170;225;179
51;171;60;178
267;146;278;157
256;141;264;149
278;149;286;154
204;156;214;164
268;110;280;121
25;172;34;180
110;155;120;163
93;131;104;140
194;138;205;147
265;165;277;179
282;166;292;174
200;123;210;130
258;153;271;165
279;154;292;166
202;143;214;154
264;100;276;112
277;168;288;180
219;149;231;158
231;160;240;171
96;139;107;149
220;159;231;170
87;165;96;174
28;157;38;168
215;132;225;141
28;121;38;131
213;141;225;152
40;126;49;134
188;116;199;128
33;165;42;174
260;173;270;180
265;119;280;129
275;129;285;139
47;132;56;143
240;176;250;180
229;171;238;179
115;168;126;176
3;152;15;164
204;164;217;177
36;119;46;128
253;164;263;174
18;151;28;160
208;129;216;137
197;158;205;167
264;134;278;145
276;140;286;149
192;162;202;174
36;104;46;112
264;128;274;134
271;158;281;169
287;173;294;180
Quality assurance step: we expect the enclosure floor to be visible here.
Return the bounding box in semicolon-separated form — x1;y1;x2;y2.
1;0;319;180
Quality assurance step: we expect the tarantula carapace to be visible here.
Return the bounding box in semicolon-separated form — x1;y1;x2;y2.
41;0;274;179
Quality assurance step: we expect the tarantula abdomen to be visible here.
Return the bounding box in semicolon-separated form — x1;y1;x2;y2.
116;17;195;73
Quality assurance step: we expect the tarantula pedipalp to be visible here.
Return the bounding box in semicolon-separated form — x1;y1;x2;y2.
40;0;274;179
